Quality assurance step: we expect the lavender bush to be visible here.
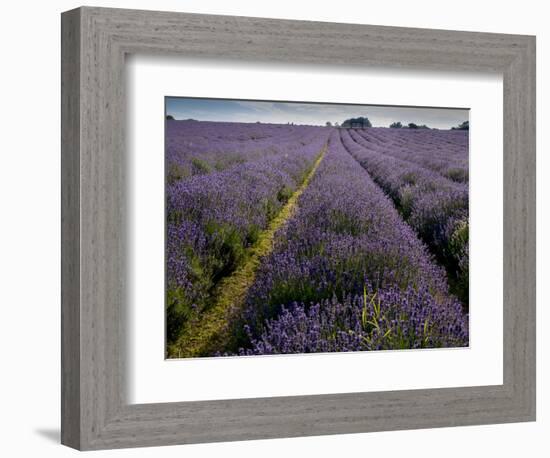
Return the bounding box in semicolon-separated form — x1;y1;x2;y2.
354;127;468;183
166;120;328;181
241;285;468;355
339;128;469;304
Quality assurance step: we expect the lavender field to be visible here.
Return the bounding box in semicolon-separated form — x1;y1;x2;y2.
165;105;469;359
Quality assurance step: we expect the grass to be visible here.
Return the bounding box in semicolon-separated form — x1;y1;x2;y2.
167;144;328;358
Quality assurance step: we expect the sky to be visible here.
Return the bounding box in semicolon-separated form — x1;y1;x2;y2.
166;97;469;129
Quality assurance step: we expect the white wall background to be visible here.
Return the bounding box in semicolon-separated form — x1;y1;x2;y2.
0;1;546;456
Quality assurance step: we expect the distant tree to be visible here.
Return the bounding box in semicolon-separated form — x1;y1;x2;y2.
407;123;430;129
452;120;469;130
342;116;372;128
389;121;403;128
166;115;175;120
334;122;340;127
326;121;332;127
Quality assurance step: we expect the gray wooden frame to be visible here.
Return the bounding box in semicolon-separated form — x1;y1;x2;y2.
61;6;536;451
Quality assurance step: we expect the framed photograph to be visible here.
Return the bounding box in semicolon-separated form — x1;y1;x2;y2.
163;97;470;360
61;6;536;450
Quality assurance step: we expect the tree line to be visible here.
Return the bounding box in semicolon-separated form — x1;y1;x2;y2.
334;116;469;130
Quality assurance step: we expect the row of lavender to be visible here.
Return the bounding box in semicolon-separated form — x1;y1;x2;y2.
165;121;330;344
340;128;469;304
354;128;469;183
166;120;327;182
226;131;468;355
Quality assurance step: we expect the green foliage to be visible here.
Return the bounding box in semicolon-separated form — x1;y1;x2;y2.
246;224;261;245
401;171;418;185
166;220;252;346
205;221;247;282
450;220;468;256
445;168;469;183
446;219;469;306
166;163;190;185
277;186;294;203
451;120;469;130
351;290;438;350
261;197;279;221
213;155;245;171
166;248;213;345
408;123;430;129
190;157;213;175
166;288;196;344
166;157;217;185
342;116;372;128
398;185;415;219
